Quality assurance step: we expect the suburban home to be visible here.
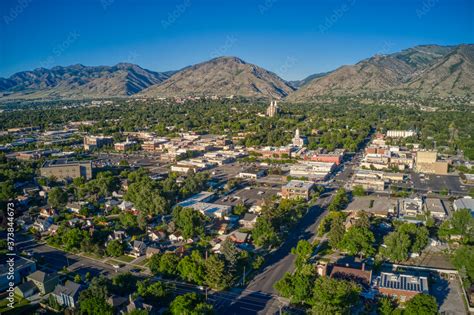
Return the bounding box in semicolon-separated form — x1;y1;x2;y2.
52;280;83;308
107;295;128;308
376;272;429;302
239;213;258;229
169;232;184;243
107;230;128;244
146;246;162;258
66;202;82;213
104;199;121;212
228;231;249;244
118;200;134;211
33;216;54;233
39;206;58;218
125;295;154;313
147;229;166;242
131;240;147;257
329;263;372;289
27;270;59;294
48;224;60;236
14;281;37;298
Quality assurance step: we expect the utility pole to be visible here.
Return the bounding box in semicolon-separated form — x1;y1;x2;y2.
242;266;246;285
205;287;208;301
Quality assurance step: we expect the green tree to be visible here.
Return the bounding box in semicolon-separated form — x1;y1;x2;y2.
274;264;315;305
78;276;112;315
48;187;68;208
352;185;365;197
220;239;239;269
106;239;124;257
74;274;82;283
205;255;232;291
381;231;411;262
172;206;206;239
328;217;345;249
252;218;279;248
452;245;474;287
404;293;438;315
178;251;206;285
354;210;370;229
169;293;213;315
340;226;375;258
232;203;247;216
291;240;314;268
310;277;361;314
159;253;180;277
112;272;137;295
0;180;15;202
451;208;474;242
378;296;397;315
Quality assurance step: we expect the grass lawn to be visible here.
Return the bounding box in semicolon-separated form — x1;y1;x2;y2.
115;255;135;263
136;258;149;266
81;252;103;260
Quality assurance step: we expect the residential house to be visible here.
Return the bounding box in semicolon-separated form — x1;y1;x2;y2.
239;213;258;229
34;216;54;233
14;281;37;298
169;232;184;243
229;231;249;244
131;240;147;257
330;263;372;289
146;246;162;258
108;230;128;244
27;270;59;294
147;229;166;242
118;201;134;211
52;280;83;308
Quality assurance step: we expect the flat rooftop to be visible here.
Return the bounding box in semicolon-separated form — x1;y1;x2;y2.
345;196;398;215
42;159;92;167
284;180;314;190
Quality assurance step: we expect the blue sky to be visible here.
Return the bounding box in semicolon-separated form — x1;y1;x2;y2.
0;0;473;80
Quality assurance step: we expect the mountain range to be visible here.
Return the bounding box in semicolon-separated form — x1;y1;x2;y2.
1;44;472;101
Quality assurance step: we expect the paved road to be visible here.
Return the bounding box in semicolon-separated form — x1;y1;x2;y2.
17;239;117;277
223;152;362;315
219;131;374;315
